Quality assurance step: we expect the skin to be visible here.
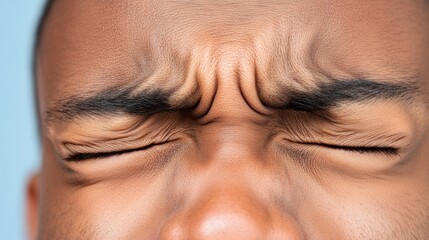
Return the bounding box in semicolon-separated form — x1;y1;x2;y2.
28;0;429;239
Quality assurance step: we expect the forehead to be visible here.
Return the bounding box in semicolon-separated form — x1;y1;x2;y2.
38;0;429;110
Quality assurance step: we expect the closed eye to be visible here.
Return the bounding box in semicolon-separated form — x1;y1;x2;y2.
300;142;399;156
64;141;172;161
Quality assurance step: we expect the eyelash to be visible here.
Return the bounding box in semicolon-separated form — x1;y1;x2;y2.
64;142;162;161
64;139;399;161
305;142;399;156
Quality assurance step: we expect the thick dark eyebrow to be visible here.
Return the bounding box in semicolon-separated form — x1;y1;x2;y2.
45;78;421;124
44;86;177;124
279;79;421;112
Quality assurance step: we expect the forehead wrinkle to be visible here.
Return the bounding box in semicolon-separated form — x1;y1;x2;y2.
254;21;427;110
130;49;202;112
254;29;328;107
37;0;428;124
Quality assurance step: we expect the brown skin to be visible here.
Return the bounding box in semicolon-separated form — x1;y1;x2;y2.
28;0;429;239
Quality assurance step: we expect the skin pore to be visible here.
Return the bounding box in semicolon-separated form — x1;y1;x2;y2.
29;0;429;239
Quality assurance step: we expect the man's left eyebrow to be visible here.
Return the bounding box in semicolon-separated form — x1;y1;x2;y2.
278;78;422;112
43;86;184;124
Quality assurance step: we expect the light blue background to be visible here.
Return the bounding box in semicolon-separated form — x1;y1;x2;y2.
1;1;45;239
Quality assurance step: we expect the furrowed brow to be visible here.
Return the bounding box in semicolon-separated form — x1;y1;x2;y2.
43;86;175;124
281;79;421;112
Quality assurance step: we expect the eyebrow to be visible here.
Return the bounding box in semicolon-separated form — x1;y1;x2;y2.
280;79;420;112
44;78;421;124
44;86;177;123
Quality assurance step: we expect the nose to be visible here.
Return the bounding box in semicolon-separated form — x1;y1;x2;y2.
159;187;303;240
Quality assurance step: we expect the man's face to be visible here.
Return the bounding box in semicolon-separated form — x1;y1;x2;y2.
31;0;429;239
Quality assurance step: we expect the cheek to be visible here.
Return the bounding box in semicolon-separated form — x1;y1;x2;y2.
336;196;429;239
299;179;429;240
39;150;180;240
40;178;173;240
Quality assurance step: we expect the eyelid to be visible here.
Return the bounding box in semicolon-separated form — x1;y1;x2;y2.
63;140;176;161
299;141;399;156
64;145;151;161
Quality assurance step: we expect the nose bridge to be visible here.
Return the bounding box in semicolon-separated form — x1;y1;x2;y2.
195;123;271;184
159;125;301;239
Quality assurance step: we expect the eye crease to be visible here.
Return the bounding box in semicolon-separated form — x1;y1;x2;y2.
64;141;172;161
299;141;399;156
64;139;399;162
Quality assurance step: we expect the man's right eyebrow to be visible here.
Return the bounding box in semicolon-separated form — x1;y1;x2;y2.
43;86;178;124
